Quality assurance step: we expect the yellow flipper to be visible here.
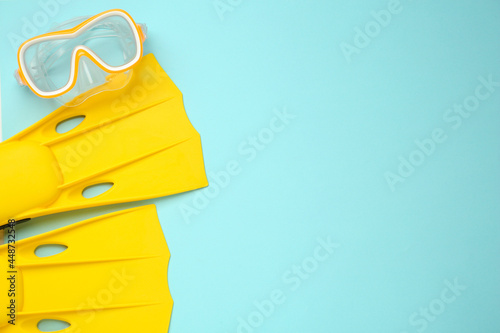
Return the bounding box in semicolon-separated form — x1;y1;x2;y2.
0;205;172;332
0;54;208;224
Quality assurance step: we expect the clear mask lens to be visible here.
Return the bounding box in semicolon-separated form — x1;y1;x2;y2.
17;10;145;106
22;15;138;93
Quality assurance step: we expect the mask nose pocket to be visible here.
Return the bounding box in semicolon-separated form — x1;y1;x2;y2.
76;56;107;90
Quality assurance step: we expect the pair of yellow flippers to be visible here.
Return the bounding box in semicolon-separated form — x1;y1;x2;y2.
0;54;208;332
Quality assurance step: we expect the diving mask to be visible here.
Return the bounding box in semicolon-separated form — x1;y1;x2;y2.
15;9;146;106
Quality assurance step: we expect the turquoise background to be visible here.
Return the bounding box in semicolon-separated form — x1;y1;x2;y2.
1;0;500;332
